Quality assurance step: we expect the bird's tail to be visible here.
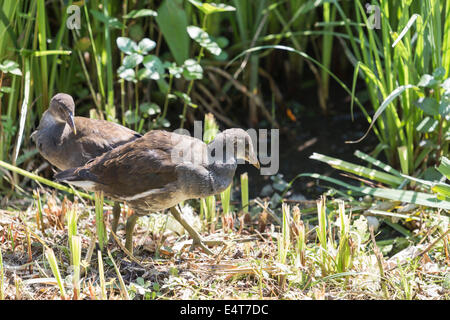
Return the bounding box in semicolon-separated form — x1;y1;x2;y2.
54;167;98;190
54;167;95;182
54;167;76;181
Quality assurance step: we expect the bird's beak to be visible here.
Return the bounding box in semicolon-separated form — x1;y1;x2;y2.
67;113;77;135
253;160;260;170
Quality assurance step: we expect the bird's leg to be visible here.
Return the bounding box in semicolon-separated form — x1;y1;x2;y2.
111;202;121;234
169;206;217;256
124;215;138;254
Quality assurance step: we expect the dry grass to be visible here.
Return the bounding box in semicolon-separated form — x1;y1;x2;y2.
0;189;448;300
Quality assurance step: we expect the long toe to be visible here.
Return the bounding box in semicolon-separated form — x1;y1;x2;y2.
190;239;215;256
201;240;226;247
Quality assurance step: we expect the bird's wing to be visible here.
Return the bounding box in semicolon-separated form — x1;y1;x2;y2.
73;117;142;158
55;130;196;198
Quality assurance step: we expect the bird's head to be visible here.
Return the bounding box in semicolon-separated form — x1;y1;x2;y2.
49;93;77;135
213;128;260;169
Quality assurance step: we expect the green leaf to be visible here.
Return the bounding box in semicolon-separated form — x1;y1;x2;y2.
442;78;450;94
137;38;156;54
437;157;450;180
271;175;289;192
431;183;450;199
167;62;183;78
187;26;222;56
182;59;203;80
0;86;13;93
156;0;189;66
122;53;143;69
0;60;22;76
129;24;144;42
156;117;170;128
123;9;157;19
116;37;138;55
432;67;446;80
445;131;450;141
417;74;438;88
215;36;229;48
143;55;165;80
416;116;439;133
7;68;21;76
415;97;439;116
140;102;161;116
90;9;124;29
423;167;443;182
117;66;136;82
214;51;229;61
124;110;140;125
175;91;198;108
137;68;151;81
439;100;450;117
188;0;236;15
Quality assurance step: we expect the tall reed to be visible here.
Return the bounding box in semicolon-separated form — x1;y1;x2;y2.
331;0;449;172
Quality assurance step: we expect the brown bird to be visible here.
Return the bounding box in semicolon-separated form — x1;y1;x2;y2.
31;93;142;233
54;128;260;255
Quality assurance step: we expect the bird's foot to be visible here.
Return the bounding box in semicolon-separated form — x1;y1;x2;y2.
190;239;214;256
189;239;228;256
201;240;227;247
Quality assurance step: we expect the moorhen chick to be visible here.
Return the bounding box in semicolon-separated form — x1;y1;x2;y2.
31;93;142;233
54;128;260;255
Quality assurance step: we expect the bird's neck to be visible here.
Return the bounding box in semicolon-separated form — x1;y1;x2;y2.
208;162;237;194
39;110;72;144
41;109;65;127
206;142;238;194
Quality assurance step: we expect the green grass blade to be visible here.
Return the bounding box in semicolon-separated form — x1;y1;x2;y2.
12;57;30;164
66;205;78;264
36;0;49;108
354;150;403;177
292;173;450;210
347;85;417;144
241;173;249;213
71;235;82;300
220;184;231;215
392;14;420;48
107;249;130;300
44;248;66;300
0;247;4;300
310;153;404;187
97;250;107;300
0;160;95;200
95;191;107;251
397;146;409;174
102;0;115;121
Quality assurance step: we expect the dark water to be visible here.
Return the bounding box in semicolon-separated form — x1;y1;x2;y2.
235;110;378;200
